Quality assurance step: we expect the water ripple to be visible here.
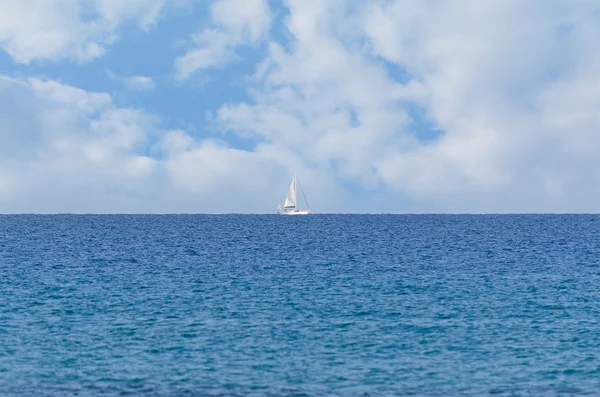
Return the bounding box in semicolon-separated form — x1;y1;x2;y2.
1;214;600;396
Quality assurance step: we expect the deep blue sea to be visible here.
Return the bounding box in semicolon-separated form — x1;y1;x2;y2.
1;215;600;396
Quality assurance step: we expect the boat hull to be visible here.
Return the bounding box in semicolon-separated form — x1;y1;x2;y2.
278;208;310;215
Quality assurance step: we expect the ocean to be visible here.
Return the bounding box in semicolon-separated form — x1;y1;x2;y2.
1;214;599;396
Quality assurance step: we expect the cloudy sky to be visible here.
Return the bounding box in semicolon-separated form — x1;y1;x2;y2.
1;0;599;213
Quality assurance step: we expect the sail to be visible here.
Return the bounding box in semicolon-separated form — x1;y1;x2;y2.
283;176;296;208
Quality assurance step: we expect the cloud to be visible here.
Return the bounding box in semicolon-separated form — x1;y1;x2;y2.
124;76;156;92
0;75;339;213
0;75;159;208
210;0;600;212
215;0;425;188
3;1;600;213
359;0;600;211
106;71;156;92
174;0;271;80
0;0;183;63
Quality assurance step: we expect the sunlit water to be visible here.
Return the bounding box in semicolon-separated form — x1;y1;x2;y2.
1;214;600;396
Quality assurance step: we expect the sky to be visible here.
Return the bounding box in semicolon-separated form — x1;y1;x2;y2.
1;0;600;213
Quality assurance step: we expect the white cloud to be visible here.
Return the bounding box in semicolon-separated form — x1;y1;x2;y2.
0;75;338;213
210;0;600;212
93;0;170;31
359;0;600;211
0;0;183;63
216;0;424;188
106;71;156;92
124;75;156;92
4;1;600;212
0;76;158;208
174;0;271;80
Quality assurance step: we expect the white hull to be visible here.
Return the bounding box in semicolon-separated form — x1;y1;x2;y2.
278;208;310;215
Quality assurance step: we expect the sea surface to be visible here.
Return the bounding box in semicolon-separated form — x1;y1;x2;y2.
1;214;600;396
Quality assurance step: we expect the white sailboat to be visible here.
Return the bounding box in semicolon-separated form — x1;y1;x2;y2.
278;175;310;215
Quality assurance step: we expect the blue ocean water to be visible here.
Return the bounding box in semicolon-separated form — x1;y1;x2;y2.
1;214;600;396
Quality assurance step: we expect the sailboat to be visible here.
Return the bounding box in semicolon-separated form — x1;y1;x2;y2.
278;175;310;215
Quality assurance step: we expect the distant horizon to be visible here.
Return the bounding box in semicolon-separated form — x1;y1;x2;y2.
2;212;600;216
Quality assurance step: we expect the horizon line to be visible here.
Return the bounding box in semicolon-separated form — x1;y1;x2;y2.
1;212;600;216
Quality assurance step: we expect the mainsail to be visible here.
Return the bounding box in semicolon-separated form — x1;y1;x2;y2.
283;175;297;208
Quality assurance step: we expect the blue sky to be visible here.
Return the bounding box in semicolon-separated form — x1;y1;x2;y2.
0;2;254;139
1;0;600;213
